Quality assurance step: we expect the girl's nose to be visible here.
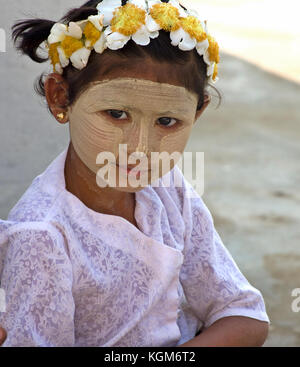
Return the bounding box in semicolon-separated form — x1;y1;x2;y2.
128;120;151;156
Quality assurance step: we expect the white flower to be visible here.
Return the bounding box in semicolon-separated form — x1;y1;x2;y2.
48;21;83;45
178;34;197;51
170;27;196;51
169;0;188;18
70;47;91;70
148;0;162;8
76;19;89;34
145;1;164;34
48;23;68;44
107;32;130;50
148;0;187;17
77;15;104;50
196;38;209;57
207;62;215;77
97;0;122;26
98;0;152;48
94;32;107;53
145;13;161;32
149;30;159;39
87;14;104;31
103;14;157;49
128;0;147;10
104;26;130;50
186;7;200;19
57;46;69;68
66;22;83;39
146;0;187;35
132;24;151;46
145;1;167;34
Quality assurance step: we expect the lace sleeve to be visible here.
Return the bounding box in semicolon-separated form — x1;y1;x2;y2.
180;196;270;330
0;223;75;346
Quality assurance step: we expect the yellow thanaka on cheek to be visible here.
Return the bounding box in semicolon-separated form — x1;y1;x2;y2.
68;86;124;175
159;124;193;166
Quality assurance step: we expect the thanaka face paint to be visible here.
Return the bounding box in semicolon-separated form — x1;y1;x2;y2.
67;77;198;189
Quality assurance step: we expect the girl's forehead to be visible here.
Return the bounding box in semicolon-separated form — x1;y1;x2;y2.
82;77;198;103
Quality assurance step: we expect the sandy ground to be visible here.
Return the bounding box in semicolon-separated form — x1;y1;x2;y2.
187;54;300;347
185;0;300;346
1;1;300;346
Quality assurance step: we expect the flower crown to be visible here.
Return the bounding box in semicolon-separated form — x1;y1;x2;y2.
46;0;220;83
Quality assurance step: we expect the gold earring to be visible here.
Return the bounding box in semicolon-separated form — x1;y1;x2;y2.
57;112;66;121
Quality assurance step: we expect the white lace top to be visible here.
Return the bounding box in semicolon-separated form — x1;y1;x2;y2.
0;145;269;347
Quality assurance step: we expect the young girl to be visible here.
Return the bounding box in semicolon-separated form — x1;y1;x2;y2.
0;0;269;347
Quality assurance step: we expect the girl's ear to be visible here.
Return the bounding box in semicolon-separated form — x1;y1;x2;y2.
44;73;70;124
194;94;211;124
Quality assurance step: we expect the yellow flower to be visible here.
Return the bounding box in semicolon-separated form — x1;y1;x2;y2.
150;3;181;32
212;63;218;82
207;35;220;64
83;21;102;48
48;42;60;69
60;36;84;58
111;3;146;36
180;16;207;43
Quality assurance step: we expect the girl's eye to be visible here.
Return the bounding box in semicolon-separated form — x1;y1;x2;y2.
105;111;179;127
107;110;128;120
157;117;178;127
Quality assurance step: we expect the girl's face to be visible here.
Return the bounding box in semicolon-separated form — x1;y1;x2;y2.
67;76;199;191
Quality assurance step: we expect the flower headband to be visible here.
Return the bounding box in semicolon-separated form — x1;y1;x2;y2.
46;0;220;83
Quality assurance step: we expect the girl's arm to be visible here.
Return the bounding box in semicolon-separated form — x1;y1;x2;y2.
178;176;270;347
178;316;269;347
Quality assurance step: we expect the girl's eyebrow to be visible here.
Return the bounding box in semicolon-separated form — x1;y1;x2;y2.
86;99;190;115
91;104;189;117
85;101;128;110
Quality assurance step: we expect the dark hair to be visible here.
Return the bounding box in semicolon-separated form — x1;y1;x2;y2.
11;0;221;112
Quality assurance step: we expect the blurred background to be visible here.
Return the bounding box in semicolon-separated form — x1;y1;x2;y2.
0;0;300;346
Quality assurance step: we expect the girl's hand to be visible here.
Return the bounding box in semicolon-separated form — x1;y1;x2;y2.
178;316;269;347
0;326;7;345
